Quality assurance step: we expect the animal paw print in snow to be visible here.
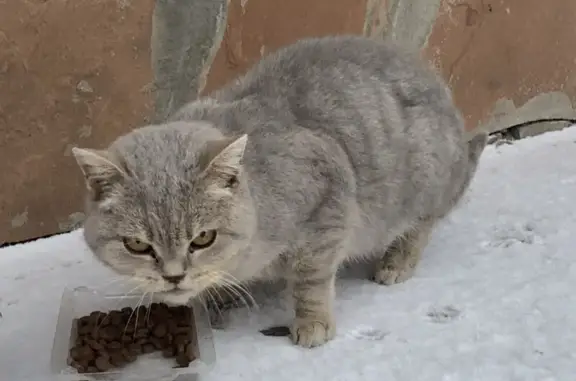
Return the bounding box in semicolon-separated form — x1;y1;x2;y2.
484;222;541;248
426;305;461;323
346;326;388;341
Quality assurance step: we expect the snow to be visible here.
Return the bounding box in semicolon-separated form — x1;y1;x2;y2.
2;127;576;381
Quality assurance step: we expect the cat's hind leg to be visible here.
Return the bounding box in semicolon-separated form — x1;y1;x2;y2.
372;219;435;285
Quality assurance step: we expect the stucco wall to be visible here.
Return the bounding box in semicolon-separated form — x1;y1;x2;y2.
1;0;574;244
0;0;155;244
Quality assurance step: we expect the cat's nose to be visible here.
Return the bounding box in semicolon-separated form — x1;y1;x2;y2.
162;274;185;284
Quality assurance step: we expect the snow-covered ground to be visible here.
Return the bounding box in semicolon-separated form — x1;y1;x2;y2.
2;127;576;381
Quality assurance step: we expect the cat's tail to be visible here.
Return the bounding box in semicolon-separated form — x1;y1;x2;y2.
467;132;488;167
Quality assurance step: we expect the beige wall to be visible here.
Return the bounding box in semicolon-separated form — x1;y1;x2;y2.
0;0;155;244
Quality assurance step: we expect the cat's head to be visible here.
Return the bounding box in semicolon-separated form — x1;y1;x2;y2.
72;122;255;304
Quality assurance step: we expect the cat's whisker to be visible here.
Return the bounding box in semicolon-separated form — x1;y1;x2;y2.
91;277;128;292
108;282;148;313
213;282;242;309
123;290;148;337
137;293;149;337
95;276;129;291
218;281;245;308
219;272;257;308
219;272;255;300
132;292;147;338
191;272;247;311
215;272;258;310
208;285;226;305
145;292;154;326
91;283;146;333
222;281;254;311
205;287;224;323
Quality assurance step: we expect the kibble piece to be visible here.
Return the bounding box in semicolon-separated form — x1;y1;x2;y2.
109;352;127;367
175;352;190;368
124;324;136;334
70;345;95;361
99;314;112;327
127;343;142;354
135;337;148;346
91;329;101;341
86;339;104;352
70;361;86;374
120;348;136;362
78;316;91;327
135;319;145;329
94;356;113;372
77;324;93;336
89;311;104;325
110;311;123;326
69;346;83;361
75;336;86;347
100;326;121;341
142;343;156;354
135;328;149;339
150;337;164;350
107;341;123;351
86;366;99;373
175;326;191;335
173;334;189;347
153;323;168;338
162;346;175;358
185;343;197;361
167;320;179;334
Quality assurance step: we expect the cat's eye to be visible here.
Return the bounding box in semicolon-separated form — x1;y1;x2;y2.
189;230;217;251
123;237;154;255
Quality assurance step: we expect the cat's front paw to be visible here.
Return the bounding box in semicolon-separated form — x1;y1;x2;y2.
291;316;336;348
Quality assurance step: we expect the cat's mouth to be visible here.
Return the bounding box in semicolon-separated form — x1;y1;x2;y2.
156;288;197;306
157;285;185;293
158;286;192;297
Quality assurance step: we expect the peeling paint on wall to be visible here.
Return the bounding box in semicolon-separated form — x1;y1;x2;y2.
151;0;230;122
479;92;576;134
364;0;388;38
11;209;28;229
387;0;441;49
78;125;92;139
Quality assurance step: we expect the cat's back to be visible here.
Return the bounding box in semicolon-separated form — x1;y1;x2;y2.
213;35;463;155
183;36;473;228
215;35;445;105
213;35;467;186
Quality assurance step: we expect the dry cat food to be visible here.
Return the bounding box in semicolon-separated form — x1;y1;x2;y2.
68;303;197;373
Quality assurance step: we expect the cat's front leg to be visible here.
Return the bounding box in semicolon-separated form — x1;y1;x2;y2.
289;250;340;348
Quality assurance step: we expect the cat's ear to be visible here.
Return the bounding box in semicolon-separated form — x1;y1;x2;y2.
201;134;248;196
71;147;126;203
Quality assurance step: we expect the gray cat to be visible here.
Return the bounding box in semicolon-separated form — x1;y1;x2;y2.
72;35;487;348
